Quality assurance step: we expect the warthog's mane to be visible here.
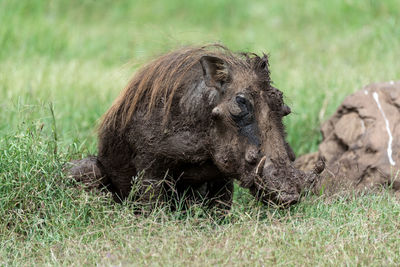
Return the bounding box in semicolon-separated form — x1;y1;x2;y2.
99;44;270;133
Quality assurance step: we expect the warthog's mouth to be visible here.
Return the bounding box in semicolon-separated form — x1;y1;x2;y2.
251;155;325;206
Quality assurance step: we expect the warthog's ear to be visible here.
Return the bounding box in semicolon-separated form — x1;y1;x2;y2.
200;56;230;92
253;53;271;89
254;53;269;74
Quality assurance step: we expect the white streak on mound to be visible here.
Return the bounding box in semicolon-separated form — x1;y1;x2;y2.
360;119;365;133
373;92;396;166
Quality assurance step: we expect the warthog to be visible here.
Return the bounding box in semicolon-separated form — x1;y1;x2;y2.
69;45;324;210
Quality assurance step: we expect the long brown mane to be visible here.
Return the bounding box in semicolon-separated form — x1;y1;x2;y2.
99;44;266;133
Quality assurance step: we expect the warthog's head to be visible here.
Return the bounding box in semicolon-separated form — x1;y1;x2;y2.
200;54;324;206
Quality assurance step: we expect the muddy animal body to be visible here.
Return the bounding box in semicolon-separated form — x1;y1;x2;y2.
69;45;324;210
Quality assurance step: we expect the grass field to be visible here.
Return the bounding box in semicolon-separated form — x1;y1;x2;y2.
1;0;400;265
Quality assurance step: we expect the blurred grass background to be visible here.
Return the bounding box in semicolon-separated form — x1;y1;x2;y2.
2;0;399;154
1;0;400;265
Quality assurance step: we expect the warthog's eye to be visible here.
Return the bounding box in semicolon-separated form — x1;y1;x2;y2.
231;93;260;146
231;94;255;125
235;94;253;115
236;94;246;105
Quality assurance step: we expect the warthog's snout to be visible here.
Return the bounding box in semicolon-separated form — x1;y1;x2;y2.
252;156;325;206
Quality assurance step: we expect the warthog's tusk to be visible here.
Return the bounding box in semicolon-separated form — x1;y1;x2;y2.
255;156;267;176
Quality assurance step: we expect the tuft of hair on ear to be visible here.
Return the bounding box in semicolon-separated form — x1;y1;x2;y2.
251;53;271;89
254;53;270;73
215;61;229;81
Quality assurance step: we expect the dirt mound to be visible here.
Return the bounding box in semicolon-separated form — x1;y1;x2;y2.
296;81;400;193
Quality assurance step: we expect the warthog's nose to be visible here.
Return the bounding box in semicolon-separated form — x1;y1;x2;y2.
252;156;325;206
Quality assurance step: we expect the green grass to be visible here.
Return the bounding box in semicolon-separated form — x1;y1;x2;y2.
1;0;400;265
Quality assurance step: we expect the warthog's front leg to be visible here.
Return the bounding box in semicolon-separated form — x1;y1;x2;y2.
133;176;167;211
205;178;234;212
174;177;234;213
